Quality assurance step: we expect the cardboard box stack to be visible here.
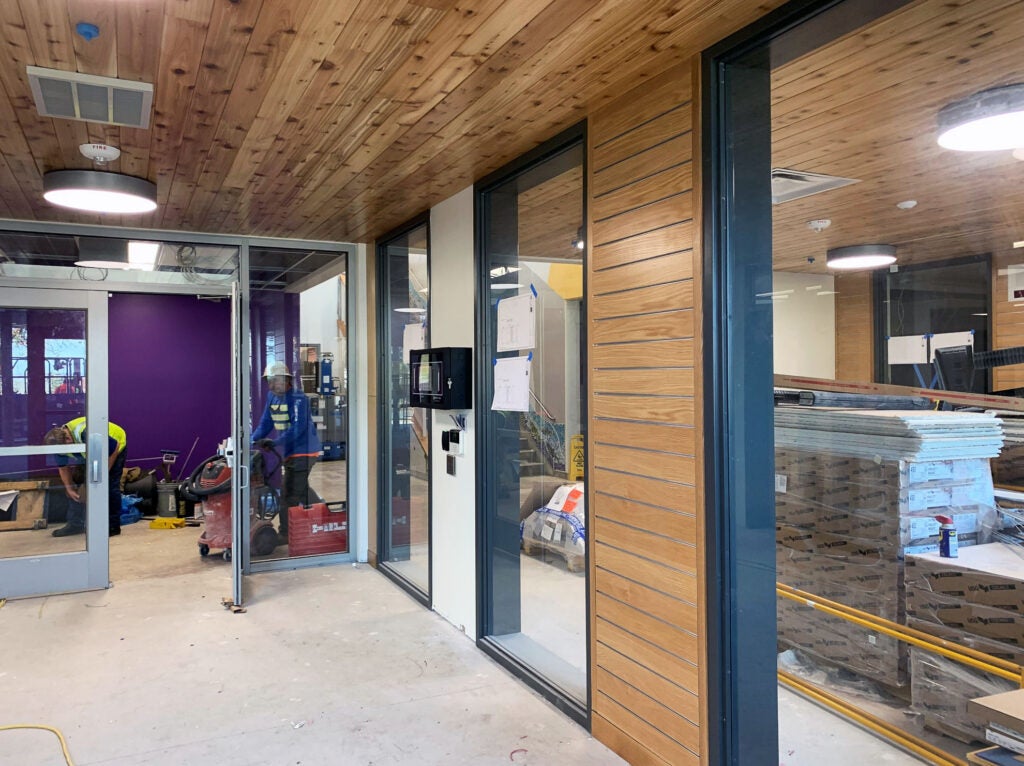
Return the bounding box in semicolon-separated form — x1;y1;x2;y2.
905;544;1024;743
967;688;1024;762
775;408;1003;690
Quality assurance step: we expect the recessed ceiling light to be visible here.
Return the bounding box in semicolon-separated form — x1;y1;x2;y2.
937;83;1024;151
826;244;896;271
127;241;159;271
490;283;522;291
896;200;917;210
806;219;831;232
394;307;426;313
43;170;157;214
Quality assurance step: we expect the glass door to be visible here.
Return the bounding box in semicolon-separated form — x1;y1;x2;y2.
0;287;109;599
377;220;431;600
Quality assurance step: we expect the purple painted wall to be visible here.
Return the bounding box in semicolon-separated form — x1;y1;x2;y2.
108;293;231;480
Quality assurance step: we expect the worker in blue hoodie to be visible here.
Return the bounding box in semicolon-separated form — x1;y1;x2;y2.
252;361;321;541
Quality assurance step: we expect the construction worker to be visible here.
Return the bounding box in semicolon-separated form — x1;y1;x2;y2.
44;418;127;537
252;361;321;543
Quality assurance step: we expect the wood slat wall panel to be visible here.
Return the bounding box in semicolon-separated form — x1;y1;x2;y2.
593;106;692;173
592;395;694;424
991;251;1024;390
592;251;694;296
592;368;694;397
591;420;696;455
595;543;698;604
594;222;694;271
594;494;697;544
834;272;873;383
594;669;701;756
596;641;700;723
593;516;696;571
592;338;694;368
593;134;692;198
593;468;695;511
592;311;694;345
596;569;699;637
593;162;694;224
588;61;702;766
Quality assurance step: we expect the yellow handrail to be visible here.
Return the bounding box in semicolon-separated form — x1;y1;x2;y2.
777;583;1024;685
778;670;965;766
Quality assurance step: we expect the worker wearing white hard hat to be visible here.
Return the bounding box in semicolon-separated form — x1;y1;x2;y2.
253;359;321;544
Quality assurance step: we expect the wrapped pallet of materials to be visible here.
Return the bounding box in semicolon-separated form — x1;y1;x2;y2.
520;483;585;573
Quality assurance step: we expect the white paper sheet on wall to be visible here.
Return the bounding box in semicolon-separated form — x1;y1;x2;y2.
496;293;535;352
887;334;928;365
402;322;425;363
929;330;975;361
491;356;531;411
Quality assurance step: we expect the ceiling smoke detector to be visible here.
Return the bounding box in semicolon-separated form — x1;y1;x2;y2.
806;219;831;233
80;143;120;164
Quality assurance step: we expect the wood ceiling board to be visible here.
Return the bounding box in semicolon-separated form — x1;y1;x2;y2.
160;0;265;229
771;0;1024;274
68;0;118;77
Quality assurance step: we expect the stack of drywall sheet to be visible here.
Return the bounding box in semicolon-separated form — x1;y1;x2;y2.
990;411;1024;485
774;409;1005;461
775;409;1003;689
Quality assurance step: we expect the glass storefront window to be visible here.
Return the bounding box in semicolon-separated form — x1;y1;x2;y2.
478;138;586;705
248;247;350;563
377;222;431;596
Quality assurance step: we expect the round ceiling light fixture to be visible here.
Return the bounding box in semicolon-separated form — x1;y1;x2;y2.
43;170;157;214
937;83;1024;151
826;244;896;271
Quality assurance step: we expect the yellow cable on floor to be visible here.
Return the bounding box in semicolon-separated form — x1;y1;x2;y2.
0;724;74;765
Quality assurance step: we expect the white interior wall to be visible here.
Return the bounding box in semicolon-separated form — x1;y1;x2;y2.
773;271;837;378
300;277;344;379
428;185;477;638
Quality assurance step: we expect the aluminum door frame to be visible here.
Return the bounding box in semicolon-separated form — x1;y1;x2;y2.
0;286;109;598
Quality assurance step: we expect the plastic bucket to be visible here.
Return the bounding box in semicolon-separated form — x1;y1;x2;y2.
156;482;179;517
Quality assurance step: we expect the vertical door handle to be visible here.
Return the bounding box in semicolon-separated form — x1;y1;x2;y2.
88;433;104;483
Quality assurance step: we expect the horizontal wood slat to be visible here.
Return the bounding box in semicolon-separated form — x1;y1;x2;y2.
594;493;697;543
592;312;694;345
591;67;692;147
592;395;695;425
593;112;692;175
591;419;696;455
594;222;694;271
595;542;698;603
596;618;699;692
593;368;694;397
591;338;694;368
595;640;700;724
596;568;699;632
592;250;694;296
591;281;694;320
593;193;693;243
592;468;696;511
593;135;691;201
593;162;693;222
592;713;673;766
594;668;701;758
593;442;696;485
593;515;696;571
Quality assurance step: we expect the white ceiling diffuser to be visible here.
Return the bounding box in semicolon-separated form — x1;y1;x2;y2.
27;66;153;129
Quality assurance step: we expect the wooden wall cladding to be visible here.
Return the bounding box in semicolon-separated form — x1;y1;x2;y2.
587;64;702;766
834;272;874;383
992;250;1024;391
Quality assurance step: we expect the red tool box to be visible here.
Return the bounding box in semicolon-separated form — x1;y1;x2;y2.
287;501;348;556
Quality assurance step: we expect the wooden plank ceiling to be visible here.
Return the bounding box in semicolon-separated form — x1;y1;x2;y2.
0;0;777;244
772;0;1024;272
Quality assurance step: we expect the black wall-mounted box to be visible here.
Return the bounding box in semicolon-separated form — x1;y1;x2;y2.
409;347;472;410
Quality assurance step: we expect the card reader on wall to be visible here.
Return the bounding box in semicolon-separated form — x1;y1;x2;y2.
408;347;472;410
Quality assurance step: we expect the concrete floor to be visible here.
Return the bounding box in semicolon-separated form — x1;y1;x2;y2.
1;521;931;766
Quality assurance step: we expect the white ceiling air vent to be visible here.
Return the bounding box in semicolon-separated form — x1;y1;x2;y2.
771;168;859;204
27;66;153;129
